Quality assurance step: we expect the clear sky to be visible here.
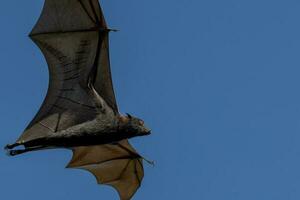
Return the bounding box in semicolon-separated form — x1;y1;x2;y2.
1;0;300;199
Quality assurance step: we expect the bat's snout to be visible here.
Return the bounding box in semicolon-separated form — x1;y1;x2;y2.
143;128;151;136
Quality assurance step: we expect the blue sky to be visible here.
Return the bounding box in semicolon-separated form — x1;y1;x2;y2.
1;0;300;199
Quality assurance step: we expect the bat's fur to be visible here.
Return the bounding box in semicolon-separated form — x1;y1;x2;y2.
6;81;151;156
5;114;150;156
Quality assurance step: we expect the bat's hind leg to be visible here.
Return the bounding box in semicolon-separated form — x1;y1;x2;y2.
7;149;27;156
6;146;45;156
4;142;23;150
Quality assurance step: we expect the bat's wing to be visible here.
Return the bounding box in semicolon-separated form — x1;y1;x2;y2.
67;140;144;200
18;0;118;143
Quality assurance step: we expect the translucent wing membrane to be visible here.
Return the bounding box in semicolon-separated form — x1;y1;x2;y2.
18;0;118;143
15;1;144;200
68;140;144;200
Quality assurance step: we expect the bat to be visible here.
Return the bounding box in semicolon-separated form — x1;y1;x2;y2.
5;1;152;199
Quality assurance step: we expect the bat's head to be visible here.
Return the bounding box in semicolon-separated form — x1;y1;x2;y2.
119;113;151;137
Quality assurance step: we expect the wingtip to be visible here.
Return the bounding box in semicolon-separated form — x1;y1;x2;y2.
108;28;119;32
141;156;155;167
109;184;140;200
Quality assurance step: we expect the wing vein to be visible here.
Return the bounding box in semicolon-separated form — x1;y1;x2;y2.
38;122;55;132
70;155;139;169
88;0;100;24
104;160;131;184
134;161;142;186
77;0;97;24
57;96;95;109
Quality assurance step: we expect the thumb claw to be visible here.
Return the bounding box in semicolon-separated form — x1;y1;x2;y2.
142;157;155;167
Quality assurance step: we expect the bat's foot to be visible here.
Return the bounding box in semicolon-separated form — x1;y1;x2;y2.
6;149;26;156
5;145;46;156
4;144;12;150
4;143;21;150
5;143;27;156
6;150;16;156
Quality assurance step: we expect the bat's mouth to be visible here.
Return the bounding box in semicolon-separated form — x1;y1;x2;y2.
138;128;151;136
144;129;151;136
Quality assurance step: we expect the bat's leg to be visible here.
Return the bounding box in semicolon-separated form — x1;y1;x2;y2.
7;146;46;156
7;149;27;156
4;142;22;150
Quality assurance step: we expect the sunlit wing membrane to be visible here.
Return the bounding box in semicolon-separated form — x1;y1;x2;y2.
67;140;144;200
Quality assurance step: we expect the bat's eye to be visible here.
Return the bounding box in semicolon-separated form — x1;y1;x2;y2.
139;120;144;126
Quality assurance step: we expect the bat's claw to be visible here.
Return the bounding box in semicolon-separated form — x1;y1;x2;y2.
6;150;16;156
142;157;155;167
5;143;17;150
6;150;24;156
4;144;14;150
4;143;23;151
5;150;13;156
5;143;26;156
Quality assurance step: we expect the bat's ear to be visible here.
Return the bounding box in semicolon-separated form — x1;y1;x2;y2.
126;113;133;119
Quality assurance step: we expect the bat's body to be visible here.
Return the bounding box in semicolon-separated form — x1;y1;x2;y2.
7;112;150;154
5;1;151;199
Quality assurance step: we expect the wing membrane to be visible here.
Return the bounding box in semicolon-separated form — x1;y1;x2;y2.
30;0;106;35
67;140;144;200
18;0;118;143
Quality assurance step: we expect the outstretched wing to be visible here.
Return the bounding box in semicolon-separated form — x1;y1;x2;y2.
67;140;144;200
18;0;118;143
